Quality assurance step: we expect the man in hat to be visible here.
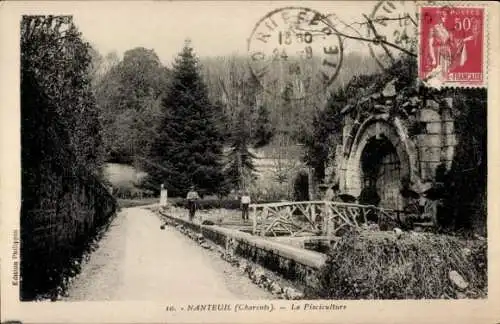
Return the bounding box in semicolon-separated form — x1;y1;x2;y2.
186;186;200;221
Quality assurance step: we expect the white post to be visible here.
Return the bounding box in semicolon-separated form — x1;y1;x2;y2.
160;184;168;207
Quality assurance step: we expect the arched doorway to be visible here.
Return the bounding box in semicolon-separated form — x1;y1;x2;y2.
359;135;403;210
342;117;418;212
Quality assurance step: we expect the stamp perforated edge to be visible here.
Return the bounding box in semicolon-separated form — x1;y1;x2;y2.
416;1;489;89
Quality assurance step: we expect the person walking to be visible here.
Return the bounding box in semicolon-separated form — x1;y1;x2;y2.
186;186;200;221
240;191;251;222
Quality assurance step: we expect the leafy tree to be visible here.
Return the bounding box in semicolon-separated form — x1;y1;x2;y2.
94;47;169;163
147;40;226;197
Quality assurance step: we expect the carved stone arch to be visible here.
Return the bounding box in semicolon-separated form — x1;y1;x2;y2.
340;115;419;210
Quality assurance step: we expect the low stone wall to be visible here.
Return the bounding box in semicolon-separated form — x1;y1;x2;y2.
158;210;328;295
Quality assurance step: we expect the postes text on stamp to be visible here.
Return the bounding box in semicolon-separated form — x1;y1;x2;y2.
419;5;485;88
247;7;343;100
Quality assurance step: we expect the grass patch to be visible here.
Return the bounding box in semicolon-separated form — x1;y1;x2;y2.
316;230;487;299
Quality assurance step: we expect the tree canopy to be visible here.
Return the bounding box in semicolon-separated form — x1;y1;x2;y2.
93;47;170;164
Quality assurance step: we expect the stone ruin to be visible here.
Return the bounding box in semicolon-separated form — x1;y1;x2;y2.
326;78;457;221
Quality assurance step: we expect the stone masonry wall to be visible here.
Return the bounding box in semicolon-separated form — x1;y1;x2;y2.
158;210;327;294
334;78;457;211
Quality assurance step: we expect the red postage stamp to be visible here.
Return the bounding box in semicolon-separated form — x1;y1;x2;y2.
419;6;485;88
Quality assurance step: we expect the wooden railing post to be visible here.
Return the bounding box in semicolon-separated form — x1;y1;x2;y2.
322;202;329;236
329;203;335;236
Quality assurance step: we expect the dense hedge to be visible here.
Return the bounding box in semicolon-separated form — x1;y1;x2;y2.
21;70;117;300
20;16;116;301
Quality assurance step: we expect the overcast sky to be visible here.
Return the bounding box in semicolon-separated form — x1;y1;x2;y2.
7;1;419;65
68;1;408;64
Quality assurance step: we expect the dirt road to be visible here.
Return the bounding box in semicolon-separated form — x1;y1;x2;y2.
64;206;271;301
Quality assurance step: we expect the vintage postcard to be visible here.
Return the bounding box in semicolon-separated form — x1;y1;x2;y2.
1;1;499;323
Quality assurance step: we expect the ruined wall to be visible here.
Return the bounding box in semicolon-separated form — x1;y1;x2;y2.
333;79;458;213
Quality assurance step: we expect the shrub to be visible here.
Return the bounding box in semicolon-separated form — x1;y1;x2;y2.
316;230;487;299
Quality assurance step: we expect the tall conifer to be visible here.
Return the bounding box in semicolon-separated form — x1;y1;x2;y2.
148;40;225;196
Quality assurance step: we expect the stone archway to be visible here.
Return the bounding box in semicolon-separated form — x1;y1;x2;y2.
342;116;418;211
359;136;402;209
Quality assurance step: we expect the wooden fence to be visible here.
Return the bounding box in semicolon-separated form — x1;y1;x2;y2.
250;201;399;237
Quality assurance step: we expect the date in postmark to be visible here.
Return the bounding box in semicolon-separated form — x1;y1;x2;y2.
247;7;343;100
367;1;418;70
419;5;485;88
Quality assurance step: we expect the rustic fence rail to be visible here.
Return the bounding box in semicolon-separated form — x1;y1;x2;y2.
250;201;399;237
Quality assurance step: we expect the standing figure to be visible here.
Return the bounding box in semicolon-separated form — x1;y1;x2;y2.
186;186;200;221
428;9;475;79
241;191;251;222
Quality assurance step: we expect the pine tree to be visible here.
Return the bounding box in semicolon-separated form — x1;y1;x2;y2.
148;40;225;197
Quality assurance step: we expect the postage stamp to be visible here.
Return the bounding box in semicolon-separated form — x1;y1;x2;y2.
418;5;486;88
247;7;343;100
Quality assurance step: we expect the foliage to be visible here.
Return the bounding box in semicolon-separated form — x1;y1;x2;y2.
438;88;487;235
253;104;275;148
20;16;116;300
147;41;226;197
94;47;169;163
316;230;487;299
200;53;379;150
225;109;258;191
21;15;105;173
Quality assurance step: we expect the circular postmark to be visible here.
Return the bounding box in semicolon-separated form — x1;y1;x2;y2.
367;0;419;69
247;7;343;100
